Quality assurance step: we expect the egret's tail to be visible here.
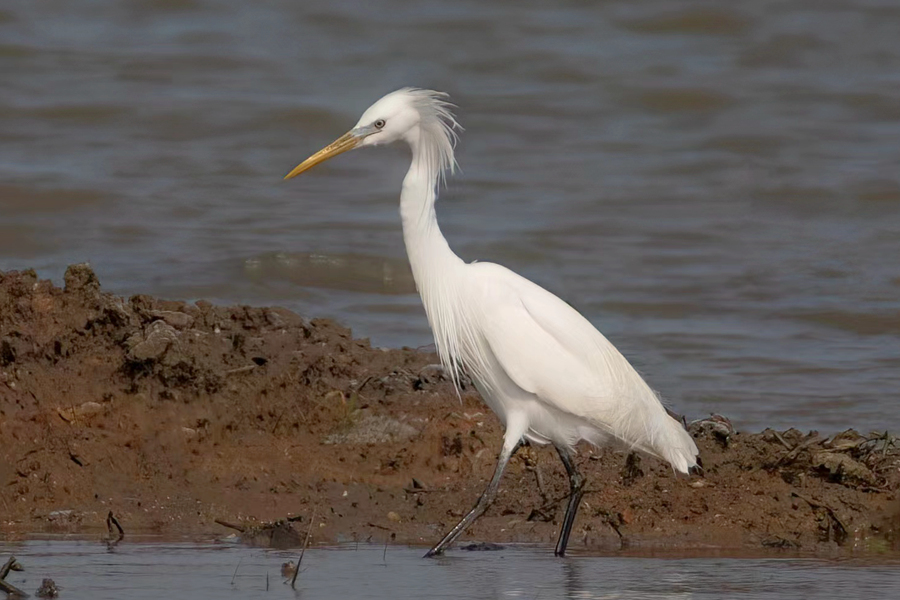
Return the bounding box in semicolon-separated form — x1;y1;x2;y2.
604;395;699;474
653;414;699;474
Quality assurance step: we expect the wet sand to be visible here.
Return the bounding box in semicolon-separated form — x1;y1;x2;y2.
0;265;897;554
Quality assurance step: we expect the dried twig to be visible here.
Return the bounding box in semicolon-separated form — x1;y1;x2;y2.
533;491;572;515
0;556;28;598
771;430;793;451
230;557;243;586
290;509;316;589
0;557;17;580
0;578;28;598
106;511;124;542
354;376;374;393
224;364;257;376
269;408;285;434
598;510;625;539
524;455;548;503
775;435;822;467
403;487;433;494
215;519;246;533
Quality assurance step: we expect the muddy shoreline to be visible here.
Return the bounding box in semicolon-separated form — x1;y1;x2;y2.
1;265;897;554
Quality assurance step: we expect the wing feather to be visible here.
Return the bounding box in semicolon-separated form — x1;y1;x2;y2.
469;262;698;471
472;263;640;414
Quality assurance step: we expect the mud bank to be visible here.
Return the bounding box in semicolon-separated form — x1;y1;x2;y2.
0;266;898;554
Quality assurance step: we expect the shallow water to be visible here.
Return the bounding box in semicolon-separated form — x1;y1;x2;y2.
1;1;899;432
1;540;899;599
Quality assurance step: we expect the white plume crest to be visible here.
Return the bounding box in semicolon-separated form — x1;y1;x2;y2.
400;87;461;188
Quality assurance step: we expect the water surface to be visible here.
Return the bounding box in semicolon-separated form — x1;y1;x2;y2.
1;0;899;431
1;540;898;599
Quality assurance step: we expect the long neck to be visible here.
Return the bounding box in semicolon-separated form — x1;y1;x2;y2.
400;128;472;386
399;130;463;288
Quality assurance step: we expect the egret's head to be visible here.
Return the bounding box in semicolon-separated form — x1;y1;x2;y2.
284;88;459;181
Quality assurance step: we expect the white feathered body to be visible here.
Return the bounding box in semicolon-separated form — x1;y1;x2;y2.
418;256;699;474
353;88;698;475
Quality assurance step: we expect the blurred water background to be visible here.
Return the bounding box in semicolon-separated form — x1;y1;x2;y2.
1;0;898;432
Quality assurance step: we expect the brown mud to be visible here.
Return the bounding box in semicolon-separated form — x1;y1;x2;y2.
1;265;898;554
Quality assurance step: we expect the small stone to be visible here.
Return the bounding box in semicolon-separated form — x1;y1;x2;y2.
281;561;296;578
64;263;100;294
36;578;59;598
265;309;286;328
74;401;103;417
101;295;136;327
812;451;877;485
47;510;74;522
126;320;179;362
324;414;419;445
688;414;734;446
149;310;195;330
387;511;401;522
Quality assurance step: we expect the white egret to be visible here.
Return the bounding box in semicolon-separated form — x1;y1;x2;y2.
285;88;699;557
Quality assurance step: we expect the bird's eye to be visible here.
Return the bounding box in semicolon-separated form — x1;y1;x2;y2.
374;119;386;129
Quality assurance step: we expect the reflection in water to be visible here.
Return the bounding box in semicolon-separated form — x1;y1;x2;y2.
0;541;898;600
562;560;582;598
0;0;899;432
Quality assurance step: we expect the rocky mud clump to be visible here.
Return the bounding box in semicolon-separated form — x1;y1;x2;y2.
1;265;898;554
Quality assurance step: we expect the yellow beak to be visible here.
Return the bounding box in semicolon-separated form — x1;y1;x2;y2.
284;130;361;180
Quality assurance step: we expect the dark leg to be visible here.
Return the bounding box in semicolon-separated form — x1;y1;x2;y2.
554;444;586;557
424;438;523;557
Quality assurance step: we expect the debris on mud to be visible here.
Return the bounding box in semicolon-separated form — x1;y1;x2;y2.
105;511;124;545
0;265;898;554
215;516;306;549
0;556;27;598
458;542;504;551
35;578;58;598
